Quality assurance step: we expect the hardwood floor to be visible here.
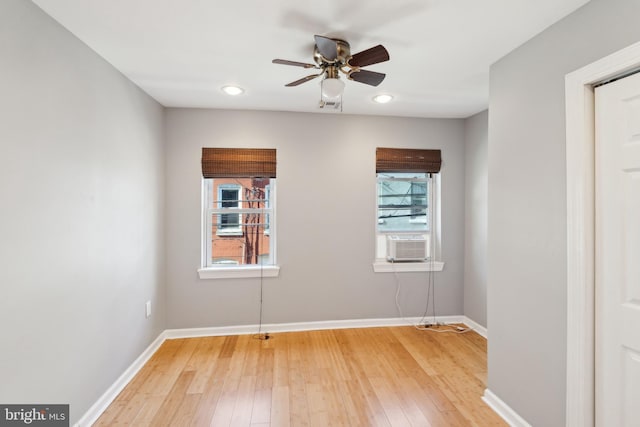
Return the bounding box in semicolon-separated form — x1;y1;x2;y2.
93;326;505;426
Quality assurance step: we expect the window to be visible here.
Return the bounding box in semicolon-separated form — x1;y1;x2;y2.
217;184;242;235
199;148;279;278
377;173;430;233
374;148;443;272
204;178;274;265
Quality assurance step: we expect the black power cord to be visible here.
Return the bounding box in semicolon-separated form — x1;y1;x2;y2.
253;208;270;341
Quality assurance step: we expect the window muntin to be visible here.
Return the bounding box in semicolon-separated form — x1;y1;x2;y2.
203;178;275;267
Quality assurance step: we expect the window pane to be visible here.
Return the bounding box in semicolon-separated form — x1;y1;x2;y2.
211;212;270;265
220;212;240;228
410;182;427;220
205;177;274;266
377;173;429;232
221;189;238;208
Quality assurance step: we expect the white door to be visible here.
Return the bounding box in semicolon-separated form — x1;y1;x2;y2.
595;70;640;427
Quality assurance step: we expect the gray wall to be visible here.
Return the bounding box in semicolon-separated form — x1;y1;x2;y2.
488;0;640;425
165;108;466;328
0;1;165;424
463;110;488;328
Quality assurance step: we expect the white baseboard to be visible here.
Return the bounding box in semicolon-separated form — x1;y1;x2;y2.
77;315;485;425
74;332;166;427
165;315;467;339
482;389;532;427
462;316;487;338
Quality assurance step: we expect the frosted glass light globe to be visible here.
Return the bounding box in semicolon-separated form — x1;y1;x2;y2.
321;78;345;99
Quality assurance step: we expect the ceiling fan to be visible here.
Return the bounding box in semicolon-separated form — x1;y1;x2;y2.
272;35;389;102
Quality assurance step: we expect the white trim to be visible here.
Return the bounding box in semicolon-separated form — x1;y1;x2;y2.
372;260;444;273
202;178;212;269
165;315;466;338
565;40;640;427
198;265;280;279
462;316;487;338
215;229;243;236
73;332;166;427
482;389;532;427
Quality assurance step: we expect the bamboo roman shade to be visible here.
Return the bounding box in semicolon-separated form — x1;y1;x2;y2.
375;147;442;173
201;148;276;178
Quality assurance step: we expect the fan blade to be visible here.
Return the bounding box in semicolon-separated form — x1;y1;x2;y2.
314;35;338;60
272;59;318;69
349;69;386;86
285;73;321;87
348;45;390;67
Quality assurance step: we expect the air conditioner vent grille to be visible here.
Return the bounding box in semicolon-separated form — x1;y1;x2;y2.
387;235;427;262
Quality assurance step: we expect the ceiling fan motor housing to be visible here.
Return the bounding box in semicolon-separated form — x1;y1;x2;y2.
313;38;351;65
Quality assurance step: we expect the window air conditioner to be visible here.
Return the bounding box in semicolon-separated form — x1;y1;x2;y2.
386;235;427;262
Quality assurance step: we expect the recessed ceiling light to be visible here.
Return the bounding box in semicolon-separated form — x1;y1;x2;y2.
373;94;393;104
222;85;244;96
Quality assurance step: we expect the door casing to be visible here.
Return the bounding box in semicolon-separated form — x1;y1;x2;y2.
565;40;640;427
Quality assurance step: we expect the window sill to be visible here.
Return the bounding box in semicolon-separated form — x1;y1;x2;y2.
198;265;280;280
215;230;243;237
372;260;444;273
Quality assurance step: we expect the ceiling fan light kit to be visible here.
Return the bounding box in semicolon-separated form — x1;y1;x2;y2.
319;79;344;111
273;35;389;110
321;78;344;99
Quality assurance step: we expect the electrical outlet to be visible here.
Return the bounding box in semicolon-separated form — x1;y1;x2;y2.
145;301;151;318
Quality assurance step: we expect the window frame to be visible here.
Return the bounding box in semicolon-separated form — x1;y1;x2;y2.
373;172;443;273
199;178;279;279
264;184;271;236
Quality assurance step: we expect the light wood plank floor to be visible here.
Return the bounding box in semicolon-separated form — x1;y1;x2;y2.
93;326;505;426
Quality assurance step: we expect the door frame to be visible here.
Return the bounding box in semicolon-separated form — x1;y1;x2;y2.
565;40;640;427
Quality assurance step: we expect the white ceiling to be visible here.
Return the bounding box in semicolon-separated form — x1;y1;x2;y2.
32;0;590;119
